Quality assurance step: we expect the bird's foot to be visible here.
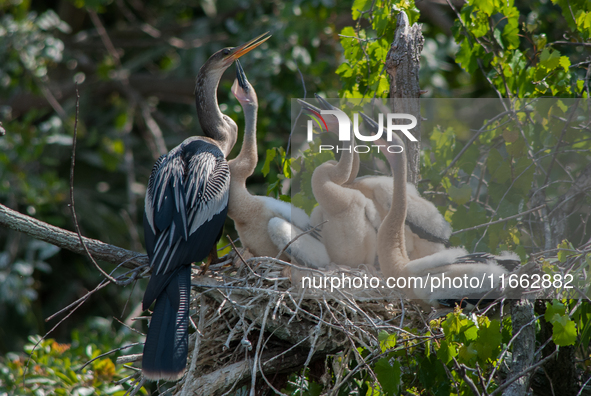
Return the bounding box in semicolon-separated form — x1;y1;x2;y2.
199;248;224;275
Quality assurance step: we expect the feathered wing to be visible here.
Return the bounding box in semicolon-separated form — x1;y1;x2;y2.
406;250;521;307
142;138;230;380
143;139;230;308
405;183;452;246
267;217;330;269
257;196;329;267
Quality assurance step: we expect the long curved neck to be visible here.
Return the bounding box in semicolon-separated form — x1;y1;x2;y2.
331;128;354;185
195;66;233;156
325;116;358;184
377;133;410;278
231;103;258;181
311;130;356;214
228;102;258;220
346;149;360;184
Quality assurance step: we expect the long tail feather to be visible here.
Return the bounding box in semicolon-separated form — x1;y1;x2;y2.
142;265;191;381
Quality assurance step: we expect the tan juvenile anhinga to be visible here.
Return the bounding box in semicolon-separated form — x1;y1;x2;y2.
299;96;451;261
361;113;518;307
305;100;381;268
141;32;270;381
227;61;330;268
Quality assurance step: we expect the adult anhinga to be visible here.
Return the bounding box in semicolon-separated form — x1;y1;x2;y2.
141;32;270;381
227;61;330;268
361;113;519;307
299;96;451;261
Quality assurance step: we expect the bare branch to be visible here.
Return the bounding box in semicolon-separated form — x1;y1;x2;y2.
0;203;148;269
551;41;591;47
490;348;559;396
441;111;513;176
451;205;544;236
69;87;118;283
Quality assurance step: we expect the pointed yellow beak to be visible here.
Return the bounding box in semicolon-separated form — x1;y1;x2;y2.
228;32;271;61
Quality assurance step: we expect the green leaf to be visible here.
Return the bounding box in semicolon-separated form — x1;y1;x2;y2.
378;330;390;343
540;48;561;70
266;179;282;197
458;343;478;363
291;191;317;215
493;28;504;49
380;333;397;353
448;184;472;205
374;358;401;396
551;314;577;346
55;371;74;385
559;56;571;72
262;148;277;177
557;240;573;263
351;0;371;20
307;381;323;396
545;300;566;323
281;153;292;178
335;62;354;78
456;39;480;74
462;322;479;342
442;312;466;336
473;0;495;16
513;156;535;194
487;148;511;184
472;11;490;38
372;6;392;34
418;354;447;390
501;6;520;49
474;319;502;361
437;339;457;364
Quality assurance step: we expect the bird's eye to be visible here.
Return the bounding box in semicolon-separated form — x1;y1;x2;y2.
223;49;230;55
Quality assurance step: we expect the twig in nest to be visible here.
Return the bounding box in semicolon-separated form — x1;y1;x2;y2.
113;316;145;336
124;377;147;396
115;371;141;386
227;234;260;277
76;342;143;372
275;220;328;260
250;297;275;395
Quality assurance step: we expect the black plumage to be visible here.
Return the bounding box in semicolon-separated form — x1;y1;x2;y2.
140;32;270;381
436;252;521;308
142;138;230;380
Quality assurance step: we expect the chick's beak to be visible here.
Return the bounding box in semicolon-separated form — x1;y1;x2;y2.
235;60;249;93
297;99;322;114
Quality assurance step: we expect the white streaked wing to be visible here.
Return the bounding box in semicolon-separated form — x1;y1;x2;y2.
257;196;311;231
145;154;167;234
188;155;230;235
145;144;230;275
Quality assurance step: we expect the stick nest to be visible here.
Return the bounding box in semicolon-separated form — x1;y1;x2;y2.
171;250;430;395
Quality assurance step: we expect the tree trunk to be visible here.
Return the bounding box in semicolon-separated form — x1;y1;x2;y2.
504;299;535;396
386;11;424;186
